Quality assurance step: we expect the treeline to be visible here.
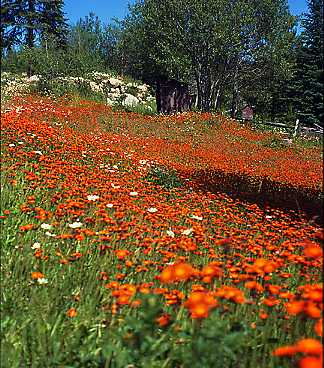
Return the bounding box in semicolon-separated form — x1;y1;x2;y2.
1;0;323;125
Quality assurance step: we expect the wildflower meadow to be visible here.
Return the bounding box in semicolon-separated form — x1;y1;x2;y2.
1;93;323;368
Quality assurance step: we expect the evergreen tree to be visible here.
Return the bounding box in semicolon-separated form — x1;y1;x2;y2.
1;0;25;55
1;0;68;54
38;0;68;48
295;0;324;126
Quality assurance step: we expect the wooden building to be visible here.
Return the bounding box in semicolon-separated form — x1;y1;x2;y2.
156;79;194;114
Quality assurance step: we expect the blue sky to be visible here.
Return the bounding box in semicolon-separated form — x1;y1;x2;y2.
63;0;308;25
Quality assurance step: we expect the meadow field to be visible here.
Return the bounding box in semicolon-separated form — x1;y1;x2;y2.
1;95;323;368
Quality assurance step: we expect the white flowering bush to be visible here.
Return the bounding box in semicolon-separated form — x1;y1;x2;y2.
1;72;40;106
1;71;156;113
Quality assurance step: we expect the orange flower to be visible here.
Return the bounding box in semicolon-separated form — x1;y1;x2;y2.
272;345;297;356
156;313;171;327
159;266;174;283
263;298;280;307
314;230;323;241
296;339;323;355
189;303;210;319
298;356;322;368
315;319;323;337
115;249;129;260
185;291;207;306
66;308;77;317
75;234;84;241
305;303;321;319
117;295;130;305
201;263;223;283
303;289;323;303
31;271;45;279
215;286;246;304
245;281;264;293
285;300;305;315
160;263;196;283
173;263;196;281
259;310;269;319
267;285;281;295
20;224;34;231
303;243;323;258
184;291;218;319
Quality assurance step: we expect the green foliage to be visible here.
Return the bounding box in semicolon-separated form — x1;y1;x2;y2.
292;0;324;126
260;135;288;150
113;99;157;115
1;0;68;55
119;0;296;115
146;165;183;190
1;11;109;77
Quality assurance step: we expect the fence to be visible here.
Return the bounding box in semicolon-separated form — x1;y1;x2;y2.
238;118;323;139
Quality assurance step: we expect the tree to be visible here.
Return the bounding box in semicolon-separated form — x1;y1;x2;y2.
293;0;324;126
1;0;68;55
1;0;25;55
236;2;298;121
67;12;107;74
38;0;68;48
101;19;127;74
119;0;296;114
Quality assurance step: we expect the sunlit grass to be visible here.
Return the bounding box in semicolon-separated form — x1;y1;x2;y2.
1;95;322;368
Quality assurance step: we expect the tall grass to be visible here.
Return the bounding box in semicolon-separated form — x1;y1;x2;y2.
1;95;322;368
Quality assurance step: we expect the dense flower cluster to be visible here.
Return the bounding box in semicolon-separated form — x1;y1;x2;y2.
1;95;322;367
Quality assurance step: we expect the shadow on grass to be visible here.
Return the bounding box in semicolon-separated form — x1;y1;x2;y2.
185;169;323;225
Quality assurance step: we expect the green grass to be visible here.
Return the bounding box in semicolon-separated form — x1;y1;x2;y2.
0;168;318;368
0;93;322;368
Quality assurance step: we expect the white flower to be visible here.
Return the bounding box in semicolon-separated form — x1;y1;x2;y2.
68;221;83;229
265;215;272;219
122;94;139;107
28;75;40;82
190;215;203;221
108;77;123;87
33;150;43;155
106;203;114;208
113;165;118;169
129;191;138;196
147;207;158;213
45;231;56;237
87;195;99;201
37;278;48;285
166;229;175;237
31;242;41;249
137;84;148;92
111;183;120;189
9;144;15;147
41;223;52;230
181;228;193;236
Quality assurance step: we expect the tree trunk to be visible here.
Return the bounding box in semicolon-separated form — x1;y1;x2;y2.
26;0;35;48
156;80;161;113
214;86;222;110
26;0;35;76
196;66;213;112
230;62;239;118
195;71;201;109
